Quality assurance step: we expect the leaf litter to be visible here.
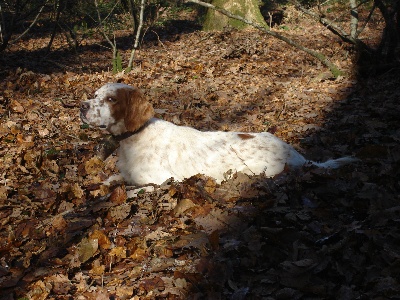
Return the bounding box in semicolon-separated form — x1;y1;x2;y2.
1;7;400;300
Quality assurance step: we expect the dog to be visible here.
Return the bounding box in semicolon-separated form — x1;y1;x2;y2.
80;83;356;186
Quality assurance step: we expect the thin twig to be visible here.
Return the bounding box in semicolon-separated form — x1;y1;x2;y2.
128;0;146;70
230;146;255;176
10;0;50;44
150;30;166;49
94;0;116;49
357;2;376;37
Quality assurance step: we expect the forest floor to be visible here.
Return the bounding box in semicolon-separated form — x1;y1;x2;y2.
1;4;400;300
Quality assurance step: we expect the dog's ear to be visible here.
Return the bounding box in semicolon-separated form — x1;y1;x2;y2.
124;88;154;132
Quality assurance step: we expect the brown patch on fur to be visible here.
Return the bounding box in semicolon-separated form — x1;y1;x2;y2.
238;133;255;140
110;87;154;132
125;89;154;132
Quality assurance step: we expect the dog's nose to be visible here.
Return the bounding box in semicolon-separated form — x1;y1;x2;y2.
80;101;90;112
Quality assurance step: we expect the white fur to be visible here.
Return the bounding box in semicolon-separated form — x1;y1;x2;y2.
80;83;129;134
81;83;357;186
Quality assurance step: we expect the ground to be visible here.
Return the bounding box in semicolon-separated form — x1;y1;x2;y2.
0;5;400;300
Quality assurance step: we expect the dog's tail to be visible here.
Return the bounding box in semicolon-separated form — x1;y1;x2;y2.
310;156;359;169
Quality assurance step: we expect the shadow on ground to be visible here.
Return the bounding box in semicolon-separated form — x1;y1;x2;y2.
0;18;201;80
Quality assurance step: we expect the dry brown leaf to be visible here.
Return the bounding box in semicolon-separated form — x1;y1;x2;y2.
89;259;106;276
173;232;210;256
130;247;147;261
52;215;67;231
74;272;89;293
109;246;126;258
71;183;84;199
47;273;71;295
116;285;134;298
85;157;105;175
110;185;127;204
139;277;165;293
26;280;50;300
37;127;50;137
0;186;8;201
10;99;25;113
107;203;131;221
41;159;59;175
78;237;99;263
173;198;196;216
89;230;111;250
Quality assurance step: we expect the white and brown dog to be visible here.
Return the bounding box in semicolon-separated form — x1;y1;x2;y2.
80;83;356;186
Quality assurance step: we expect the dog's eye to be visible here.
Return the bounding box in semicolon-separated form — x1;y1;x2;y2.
106;97;117;103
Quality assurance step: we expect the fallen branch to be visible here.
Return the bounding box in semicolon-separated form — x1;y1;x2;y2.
186;0;343;77
290;0;372;53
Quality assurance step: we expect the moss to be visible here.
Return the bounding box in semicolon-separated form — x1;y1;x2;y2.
203;0;267;31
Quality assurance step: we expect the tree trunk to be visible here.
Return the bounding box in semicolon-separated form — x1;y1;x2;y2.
203;0;267;31
374;0;400;63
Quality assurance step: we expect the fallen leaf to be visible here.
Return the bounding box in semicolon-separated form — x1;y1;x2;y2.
78;237;98;263
10;100;24;113
173;198;196;216
110;185;127;204
89;230;111;250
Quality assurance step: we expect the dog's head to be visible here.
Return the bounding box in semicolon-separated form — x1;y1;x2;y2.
80;83;154;135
